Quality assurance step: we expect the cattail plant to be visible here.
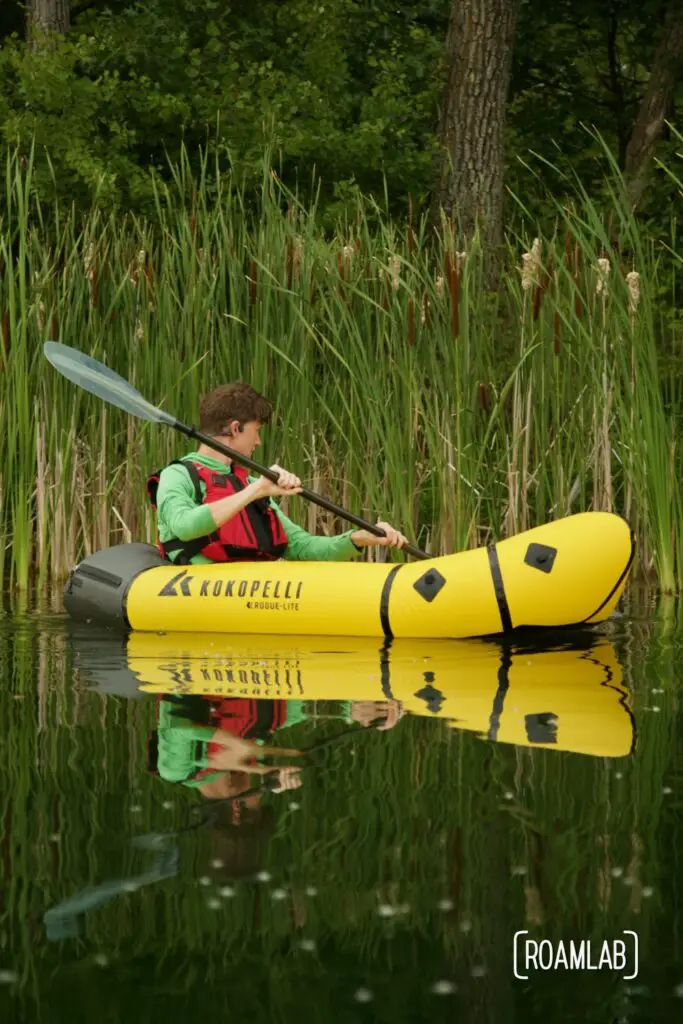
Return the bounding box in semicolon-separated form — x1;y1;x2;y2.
0;141;681;589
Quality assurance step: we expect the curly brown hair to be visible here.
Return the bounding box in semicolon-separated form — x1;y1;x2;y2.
199;382;273;435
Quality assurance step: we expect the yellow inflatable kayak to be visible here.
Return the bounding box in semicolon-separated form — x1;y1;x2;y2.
118;631;633;758
64;511;634;638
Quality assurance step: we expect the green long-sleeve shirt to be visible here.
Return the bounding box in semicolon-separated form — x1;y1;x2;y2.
156;698;352;787
155;452;361;563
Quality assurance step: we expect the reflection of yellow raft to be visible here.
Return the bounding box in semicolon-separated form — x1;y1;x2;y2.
65;512;635;638
127;632;635;758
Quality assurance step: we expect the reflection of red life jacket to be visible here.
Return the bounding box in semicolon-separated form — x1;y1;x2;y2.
146;459;288;564
149;696;288;778
203;698;288;818
205;697;288;758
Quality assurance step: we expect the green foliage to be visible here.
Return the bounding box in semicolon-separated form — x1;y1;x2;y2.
0;1;448;220
507;0;682;232
1;0;681;229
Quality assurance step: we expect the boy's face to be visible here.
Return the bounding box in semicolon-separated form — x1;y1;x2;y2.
221;419;263;458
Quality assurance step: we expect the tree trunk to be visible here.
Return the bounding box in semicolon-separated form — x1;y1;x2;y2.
26;0;70;48
431;0;520;282
624;3;683;210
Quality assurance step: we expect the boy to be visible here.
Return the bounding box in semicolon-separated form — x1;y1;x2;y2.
148;382;408;564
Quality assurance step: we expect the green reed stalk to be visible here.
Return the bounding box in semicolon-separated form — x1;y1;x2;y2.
1;140;682;590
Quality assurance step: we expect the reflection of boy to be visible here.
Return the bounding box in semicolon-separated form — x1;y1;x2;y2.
149;694;404;885
151;695;405;793
153;695;301;793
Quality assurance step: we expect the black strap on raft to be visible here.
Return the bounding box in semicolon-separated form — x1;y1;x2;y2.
487;544;513;634
379;566;402;640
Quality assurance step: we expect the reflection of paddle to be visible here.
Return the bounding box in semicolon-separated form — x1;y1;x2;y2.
44;720;381;941
44;720;389;942
44;843;178;942
138;720;385;847
183;720;382;832
44;341;429;560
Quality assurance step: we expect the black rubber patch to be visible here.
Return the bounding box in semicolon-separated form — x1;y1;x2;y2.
413;568;446;603
525;712;558;744
524;543;557;574
414;680;445;713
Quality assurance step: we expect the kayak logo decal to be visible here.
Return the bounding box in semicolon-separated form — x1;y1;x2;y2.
158;661;304;691
158;571;194;597
157;572;304;603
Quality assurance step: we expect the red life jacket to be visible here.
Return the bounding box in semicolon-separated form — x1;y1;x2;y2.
146;459;288;564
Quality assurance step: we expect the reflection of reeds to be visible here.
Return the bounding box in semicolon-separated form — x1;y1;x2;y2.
1;145;682;588
0;609;679;1015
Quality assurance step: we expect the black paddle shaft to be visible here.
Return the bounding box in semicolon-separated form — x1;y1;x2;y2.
174;420;430;560
181;720;385;834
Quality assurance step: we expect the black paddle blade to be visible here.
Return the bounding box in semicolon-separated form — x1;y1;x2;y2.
44;342;176;426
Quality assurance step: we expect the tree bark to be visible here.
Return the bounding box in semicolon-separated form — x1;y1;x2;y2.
431;0;520;281
624;3;683;210
26;0;70;48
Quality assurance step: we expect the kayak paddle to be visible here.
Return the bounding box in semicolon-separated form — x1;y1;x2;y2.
44;341;430;560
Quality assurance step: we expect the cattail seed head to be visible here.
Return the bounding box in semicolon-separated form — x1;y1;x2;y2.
626;270;640;313
521;238;542;291
595;257;611;296
84;241;96;278
293;236;304;273
388;255;401;291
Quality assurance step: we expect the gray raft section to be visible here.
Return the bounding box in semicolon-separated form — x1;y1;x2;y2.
64;542;166;629
67;622;144;699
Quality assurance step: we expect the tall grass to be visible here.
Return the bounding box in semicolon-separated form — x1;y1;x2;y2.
1;139;682;590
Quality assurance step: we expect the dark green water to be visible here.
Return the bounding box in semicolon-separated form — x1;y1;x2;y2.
1;593;682;1023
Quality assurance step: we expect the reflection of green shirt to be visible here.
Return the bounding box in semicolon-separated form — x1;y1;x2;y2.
156;451;360;564
157;699;352;788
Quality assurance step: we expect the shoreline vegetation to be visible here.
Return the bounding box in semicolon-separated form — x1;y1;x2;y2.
1;140;683;593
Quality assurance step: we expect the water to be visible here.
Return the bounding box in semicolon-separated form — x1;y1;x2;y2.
1;594;682;1022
